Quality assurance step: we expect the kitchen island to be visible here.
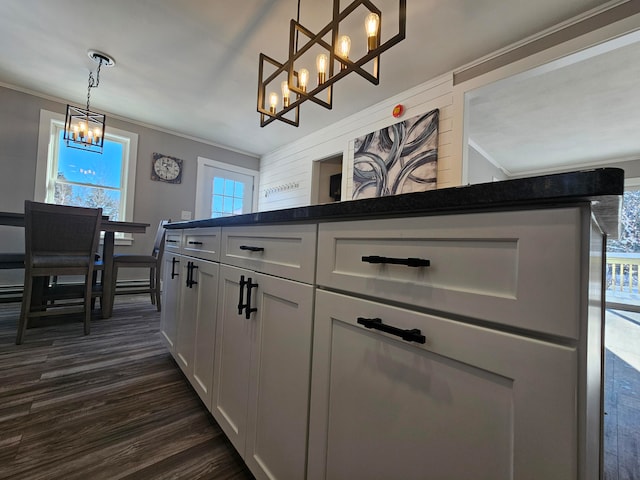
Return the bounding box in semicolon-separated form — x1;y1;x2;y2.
162;168;623;480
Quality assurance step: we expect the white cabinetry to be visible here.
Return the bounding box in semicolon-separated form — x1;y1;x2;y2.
161;201;607;480
212;224;316;480
165;227;221;407
309;206;602;480
175;256;219;405
159;250;181;352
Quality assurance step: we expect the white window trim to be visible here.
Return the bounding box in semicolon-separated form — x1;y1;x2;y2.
195;156;259;219
35;109;138;244
624;177;640;189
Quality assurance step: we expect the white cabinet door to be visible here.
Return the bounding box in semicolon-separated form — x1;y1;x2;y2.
176;258;219;406
159;253;182;352
212;264;254;453
213;264;314;480
245;273;314;480
308;290;579;480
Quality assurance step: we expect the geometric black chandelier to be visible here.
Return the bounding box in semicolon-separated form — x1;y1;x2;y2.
257;0;406;127
64;50;115;154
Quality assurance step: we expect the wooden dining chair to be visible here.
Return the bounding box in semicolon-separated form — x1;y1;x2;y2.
110;219;169;311
16;201;103;344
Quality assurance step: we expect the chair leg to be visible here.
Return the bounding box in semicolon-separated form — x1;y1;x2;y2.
149;268;155;305
90;270;98;310
84;275;92;336
110;265;119;312
154;267;161;312
16;274;34;345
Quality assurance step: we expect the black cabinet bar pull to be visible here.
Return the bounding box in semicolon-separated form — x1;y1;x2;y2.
185;261;192;288
357;317;426;344
166;239;178;243
171;257;179;279
238;275;247;315
361;255;430;268
245;277;259;319
189;264;198;287
239;245;265;252
188;241;204;245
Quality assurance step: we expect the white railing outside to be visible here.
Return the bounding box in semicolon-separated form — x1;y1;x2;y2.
606;253;640;307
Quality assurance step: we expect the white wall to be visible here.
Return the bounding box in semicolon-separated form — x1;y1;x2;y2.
259;74;456;211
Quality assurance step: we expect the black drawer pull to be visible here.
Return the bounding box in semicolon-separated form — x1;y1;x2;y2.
357;317;426;344
362;255;430;268
166;239;178;243
188;241;204;245
240;245;265;252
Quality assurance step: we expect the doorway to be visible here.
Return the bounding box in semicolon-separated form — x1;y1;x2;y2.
195;157;258;220
310;154;343;205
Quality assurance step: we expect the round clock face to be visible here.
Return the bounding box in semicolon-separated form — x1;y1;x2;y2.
153;156;181;182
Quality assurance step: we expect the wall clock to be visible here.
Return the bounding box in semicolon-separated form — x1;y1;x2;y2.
151;153;183;184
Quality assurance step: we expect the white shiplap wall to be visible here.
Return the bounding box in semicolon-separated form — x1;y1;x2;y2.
259;73;457;211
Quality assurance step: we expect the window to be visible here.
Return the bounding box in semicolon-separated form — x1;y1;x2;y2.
195;157;258;219
606;178;640;308
35;110;138;233
212;176;246;217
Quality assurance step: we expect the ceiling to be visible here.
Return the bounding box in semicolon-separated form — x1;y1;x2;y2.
0;0;623;158
467;27;640;177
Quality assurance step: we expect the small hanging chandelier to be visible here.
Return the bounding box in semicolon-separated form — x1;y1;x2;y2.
64;50;115;154
257;0;406;127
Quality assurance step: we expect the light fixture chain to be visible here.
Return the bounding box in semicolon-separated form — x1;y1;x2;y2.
86;58;104;111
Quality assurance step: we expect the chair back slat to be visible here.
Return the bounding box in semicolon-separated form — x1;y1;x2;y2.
25;201;103;269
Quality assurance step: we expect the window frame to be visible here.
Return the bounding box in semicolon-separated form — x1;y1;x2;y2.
35;109;138;242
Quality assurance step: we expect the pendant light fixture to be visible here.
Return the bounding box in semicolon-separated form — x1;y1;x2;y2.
257;0;406;127
64;50;115;154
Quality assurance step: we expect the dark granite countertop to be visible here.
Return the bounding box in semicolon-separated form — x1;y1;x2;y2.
167;168;624;235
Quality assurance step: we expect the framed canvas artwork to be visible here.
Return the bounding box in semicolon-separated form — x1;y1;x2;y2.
352;108;439;199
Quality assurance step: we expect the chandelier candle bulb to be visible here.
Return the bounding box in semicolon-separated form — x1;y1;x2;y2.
269;92;278;114
281;80;290;107
337;35;351;70
365;12;380;51
316;53;328;85
298;68;309;92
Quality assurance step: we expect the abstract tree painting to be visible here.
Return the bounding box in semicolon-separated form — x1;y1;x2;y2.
352;109;439;199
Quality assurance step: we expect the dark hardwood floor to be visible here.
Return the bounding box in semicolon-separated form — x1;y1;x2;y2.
1;296;638;479
0;296;254;480
604;309;640;480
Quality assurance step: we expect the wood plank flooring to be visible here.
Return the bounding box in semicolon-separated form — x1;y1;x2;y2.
0;296;254;480
604;309;640;480
1;297;638;479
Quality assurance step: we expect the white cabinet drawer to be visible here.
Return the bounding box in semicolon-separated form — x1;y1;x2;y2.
164;229;182;253
308;289;578;480
221;224;317;284
182;227;221;262
317;207;585;339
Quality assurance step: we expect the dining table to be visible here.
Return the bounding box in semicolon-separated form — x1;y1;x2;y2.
0;211;149;319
